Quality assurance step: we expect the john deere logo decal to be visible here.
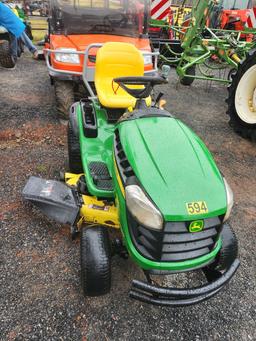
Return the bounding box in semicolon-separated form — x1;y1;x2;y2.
189;220;204;233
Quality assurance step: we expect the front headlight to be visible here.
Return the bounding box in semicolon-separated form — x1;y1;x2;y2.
126;185;163;230
141;51;153;65
223;178;234;222
55;48;80;64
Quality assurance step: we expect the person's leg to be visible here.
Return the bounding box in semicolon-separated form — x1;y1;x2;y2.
9;33;18;60
20;31;37;55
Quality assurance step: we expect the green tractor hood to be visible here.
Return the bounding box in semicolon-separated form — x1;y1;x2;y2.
118;117;227;221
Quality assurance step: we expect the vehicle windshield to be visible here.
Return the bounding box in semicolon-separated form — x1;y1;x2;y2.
50;0;150;36
221;0;251;10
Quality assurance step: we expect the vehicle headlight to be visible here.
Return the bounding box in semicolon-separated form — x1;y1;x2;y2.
223;177;234;222
142;52;153;65
126;185;163;230
55;48;80;64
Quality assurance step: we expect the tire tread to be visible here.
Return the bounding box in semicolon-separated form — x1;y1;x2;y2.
54;81;74;120
67;122;83;173
80;226;111;296
226;48;256;140
0;40;16;68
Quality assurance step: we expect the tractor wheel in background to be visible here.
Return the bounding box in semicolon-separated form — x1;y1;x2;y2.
226;49;256;140
80;226;111;296
228;68;237;82
0;40;16;68
25;24;33;40
180;65;196;86
67;121;83;173
17;38;24;57
54;80;74;120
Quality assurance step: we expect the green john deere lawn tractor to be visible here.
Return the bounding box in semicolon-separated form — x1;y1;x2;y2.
23;42;239;306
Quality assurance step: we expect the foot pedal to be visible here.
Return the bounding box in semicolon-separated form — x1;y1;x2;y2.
22;176;80;225
88;162;113;191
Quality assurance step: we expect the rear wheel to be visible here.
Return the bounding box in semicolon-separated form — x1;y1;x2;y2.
54;80;74;120
180;65;196;86
67;121;83;173
80;226;111;296
227;49;256;140
0;40;16;68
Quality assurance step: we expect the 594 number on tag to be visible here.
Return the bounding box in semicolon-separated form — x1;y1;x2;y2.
186;201;208;215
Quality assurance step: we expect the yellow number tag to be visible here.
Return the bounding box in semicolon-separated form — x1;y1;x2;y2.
186;201;208;215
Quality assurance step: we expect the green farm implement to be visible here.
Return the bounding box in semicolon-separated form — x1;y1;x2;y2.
157;0;256;85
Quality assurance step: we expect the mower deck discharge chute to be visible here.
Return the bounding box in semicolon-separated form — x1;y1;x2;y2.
22;176;80;225
23;42;239;306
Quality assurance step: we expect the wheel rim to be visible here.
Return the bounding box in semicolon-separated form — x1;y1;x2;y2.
235;64;256;124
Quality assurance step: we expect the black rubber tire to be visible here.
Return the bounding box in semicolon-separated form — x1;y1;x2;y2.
0;40;16;68
215;224;238;271
25;24;33;41
226;49;256;140
67;122;83;173
54;80;74;120
80;226;111;296
17;38;24;57
180;65;196;86
228;68;237;82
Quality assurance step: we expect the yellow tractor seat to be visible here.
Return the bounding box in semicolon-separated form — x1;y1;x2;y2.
95;42;150;109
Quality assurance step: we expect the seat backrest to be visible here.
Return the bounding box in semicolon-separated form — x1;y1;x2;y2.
95;42;144;109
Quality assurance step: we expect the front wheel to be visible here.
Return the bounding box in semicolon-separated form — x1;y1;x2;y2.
213;224;238;271
80;226;111;296
226;49;256;140
54;80;74;120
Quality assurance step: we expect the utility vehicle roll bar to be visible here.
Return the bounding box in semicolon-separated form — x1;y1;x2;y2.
44;44;159;97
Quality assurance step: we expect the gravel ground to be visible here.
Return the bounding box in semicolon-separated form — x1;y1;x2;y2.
0;53;256;341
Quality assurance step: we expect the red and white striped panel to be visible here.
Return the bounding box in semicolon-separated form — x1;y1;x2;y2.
151;0;171;20
246;7;256;28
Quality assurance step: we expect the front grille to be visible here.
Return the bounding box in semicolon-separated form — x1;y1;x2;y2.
128;210;223;262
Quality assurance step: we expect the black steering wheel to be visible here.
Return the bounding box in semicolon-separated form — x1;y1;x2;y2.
103;13;128;28
113;76;168;99
88;24;113;33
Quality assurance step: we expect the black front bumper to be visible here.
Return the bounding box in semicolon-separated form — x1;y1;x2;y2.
129;259;240;307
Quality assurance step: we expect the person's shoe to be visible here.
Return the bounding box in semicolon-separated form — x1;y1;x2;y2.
33;50;39;60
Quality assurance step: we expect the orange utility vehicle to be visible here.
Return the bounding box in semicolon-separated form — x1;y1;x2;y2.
45;0;158;119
